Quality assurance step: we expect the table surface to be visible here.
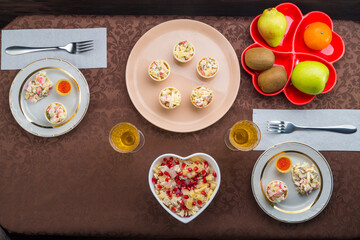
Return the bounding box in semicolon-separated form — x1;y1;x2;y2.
0;15;359;239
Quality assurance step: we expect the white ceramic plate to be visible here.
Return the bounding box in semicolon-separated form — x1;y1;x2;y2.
148;153;221;223
9;58;90;137
251;142;333;223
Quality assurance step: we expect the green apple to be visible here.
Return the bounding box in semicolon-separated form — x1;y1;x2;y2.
257;8;287;47
291;61;329;95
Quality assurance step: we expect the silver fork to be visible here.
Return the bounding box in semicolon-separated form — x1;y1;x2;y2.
267;121;357;134
5;40;94;55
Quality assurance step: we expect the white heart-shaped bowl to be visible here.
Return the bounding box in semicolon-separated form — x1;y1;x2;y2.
148;153;221;223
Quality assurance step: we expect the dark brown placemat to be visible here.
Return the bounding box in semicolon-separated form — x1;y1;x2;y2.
0;15;359;239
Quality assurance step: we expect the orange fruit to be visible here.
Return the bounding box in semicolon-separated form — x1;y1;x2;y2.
303;22;332;50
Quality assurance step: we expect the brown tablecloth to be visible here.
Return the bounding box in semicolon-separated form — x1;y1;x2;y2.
0;15;359;239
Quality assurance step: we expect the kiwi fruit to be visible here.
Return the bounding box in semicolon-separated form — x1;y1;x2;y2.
244;47;275;71
258;66;287;93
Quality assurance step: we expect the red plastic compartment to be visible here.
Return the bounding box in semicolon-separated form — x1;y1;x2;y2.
243;2;345;105
241;43;294;96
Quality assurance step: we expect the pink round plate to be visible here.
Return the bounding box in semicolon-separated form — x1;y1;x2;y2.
242;2;345;105
126;19;240;132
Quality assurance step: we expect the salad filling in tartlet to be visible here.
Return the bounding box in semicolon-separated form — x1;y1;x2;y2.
190;86;213;108
25;71;53;103
152;156;217;217
159;87;181;109
45;102;67;124
292;162;321;195
197;56;219;78
266;180;288;203
148;59;170;81
173;40;195;63
55;79;72;96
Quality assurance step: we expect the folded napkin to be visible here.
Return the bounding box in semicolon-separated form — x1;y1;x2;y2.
253;109;360;151
1;28;107;70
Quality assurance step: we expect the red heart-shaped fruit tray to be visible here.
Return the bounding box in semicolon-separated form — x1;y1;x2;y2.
241;2;345;105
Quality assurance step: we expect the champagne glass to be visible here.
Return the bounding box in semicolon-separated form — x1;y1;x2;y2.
109;122;145;153
224;120;261;151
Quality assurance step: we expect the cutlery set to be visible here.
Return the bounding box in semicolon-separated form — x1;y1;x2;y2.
267;120;357;134
5;40;94;55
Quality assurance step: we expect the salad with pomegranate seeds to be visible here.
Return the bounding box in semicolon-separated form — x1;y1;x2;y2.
152;156;217;217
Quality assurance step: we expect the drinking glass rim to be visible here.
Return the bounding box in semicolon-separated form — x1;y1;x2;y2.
109;122;141;153
229;120;261;151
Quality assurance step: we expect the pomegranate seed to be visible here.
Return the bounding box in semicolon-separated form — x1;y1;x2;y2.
181;163;185;169
164;171;169;176
203;178;207;183
187;186;191;190
213;172;217;177
204;161;208;165
184;195;189;199
173;187;178;191
168;192;172;197
160;163;165;166
178;171;183;176
192;201;196;206
169;164;174;168
164;158;168;162
170;157;174;161
190;186;194;190
202;170;206;175
179;192;183;196
175;160;179;164
193;177;198;181
158;171;163;176
171;207;176;211
204;163;209;169
195;161;199;164
197;200;202;205
177;180;181;185
157;184;162;189
152;178;157;183
181;201;185;206
176;193;180;197
165;177;170;182
201;191;206;195
194;166;198;172
188;168;192;172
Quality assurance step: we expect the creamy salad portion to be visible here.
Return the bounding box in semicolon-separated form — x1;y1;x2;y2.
25;71;53;103
45;102;67;124
292;162;321;195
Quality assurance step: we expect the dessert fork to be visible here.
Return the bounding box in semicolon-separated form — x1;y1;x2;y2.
267;121;357;134
5;40;94;55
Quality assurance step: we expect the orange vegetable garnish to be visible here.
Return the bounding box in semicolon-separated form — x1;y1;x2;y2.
276;156;292;173
303;22;332;50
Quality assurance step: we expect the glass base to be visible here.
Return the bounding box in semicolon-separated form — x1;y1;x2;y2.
224;128;240;151
131;130;145;153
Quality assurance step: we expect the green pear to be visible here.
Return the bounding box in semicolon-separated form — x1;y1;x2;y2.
291;61;329;95
257;8;287;47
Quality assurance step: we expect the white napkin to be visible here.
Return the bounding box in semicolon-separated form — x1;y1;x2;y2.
253;109;360;151
1;28;107;70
